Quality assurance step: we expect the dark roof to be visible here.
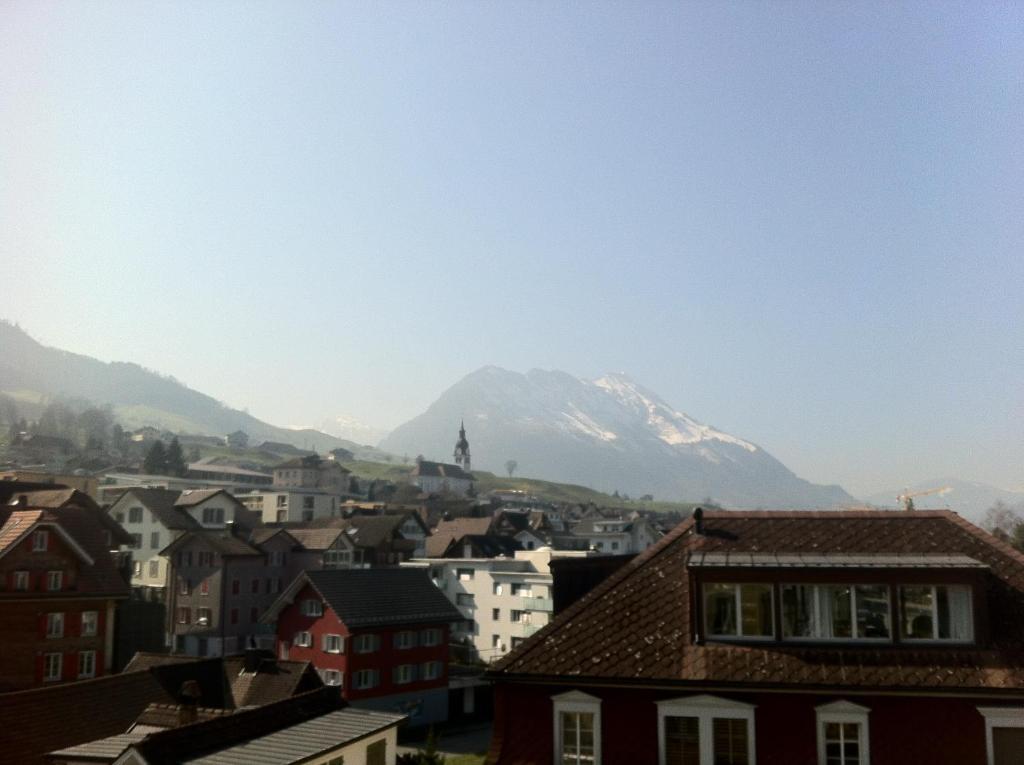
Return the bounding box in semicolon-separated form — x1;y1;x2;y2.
248;527;299;549
174;489;242;508
427;517;493;557
339;514;406;548
273;455;322;470
286;527;348;552
0;669;173;765
442;534;521;559
114;488;198;531
301;568;464;628
493;510;1024;693
161;529;262;558
410;460;474;481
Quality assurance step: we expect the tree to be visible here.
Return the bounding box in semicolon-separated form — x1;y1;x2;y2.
396;727;445;764
166;437;188;477
505;459;518;478
984;501;1024;553
144;439;168;475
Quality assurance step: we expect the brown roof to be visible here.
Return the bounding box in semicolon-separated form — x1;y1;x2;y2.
410;460;474;481
494;510;1024;694
427;517;493;557
286;527;347;552
114;488;198;531
174;489;239;508
0;509;46;555
161;529;263;558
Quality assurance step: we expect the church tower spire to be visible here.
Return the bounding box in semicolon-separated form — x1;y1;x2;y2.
453;420;471;472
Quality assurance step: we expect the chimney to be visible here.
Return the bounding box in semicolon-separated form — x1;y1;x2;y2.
177;680;201;727
692;507;705;535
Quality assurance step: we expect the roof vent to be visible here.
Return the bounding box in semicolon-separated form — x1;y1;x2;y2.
692;507;705;535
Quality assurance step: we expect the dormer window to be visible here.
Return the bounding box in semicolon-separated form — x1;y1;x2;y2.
900;585;973;642
703;583;773;639
782;584;891;641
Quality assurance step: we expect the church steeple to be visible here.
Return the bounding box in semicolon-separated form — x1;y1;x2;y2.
453;420;471;472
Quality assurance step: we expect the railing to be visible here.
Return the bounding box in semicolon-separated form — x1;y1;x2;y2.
523;596;553;612
521;623;542;637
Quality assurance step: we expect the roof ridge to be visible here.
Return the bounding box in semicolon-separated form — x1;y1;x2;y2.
940;509;1024;570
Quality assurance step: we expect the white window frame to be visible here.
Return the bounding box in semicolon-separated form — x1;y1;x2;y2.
421;661;441;681
395;631;415;650
703;583;775;640
816;700;869;765
294;631;312;647
656;694;757;765
977;706;1024;765
14;570;29;591
782;584;892;643
320;668;343;686
43;652;62;681
553;690;602;765
81;610;98;637
394;663;415;684
421;628;441;647
47;570;63;591
300;599;323;617
899;584;974;643
33;529;49;551
78;649;96;679
47;612;64;638
323;633;344;653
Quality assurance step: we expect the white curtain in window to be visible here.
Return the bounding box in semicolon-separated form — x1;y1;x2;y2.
948;586;972;641
817;587;834;638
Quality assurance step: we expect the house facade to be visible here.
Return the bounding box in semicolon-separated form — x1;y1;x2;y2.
264;568;463;725
0;495;131;691
238;488;343;524
487;509;1024;765
410;459;474;497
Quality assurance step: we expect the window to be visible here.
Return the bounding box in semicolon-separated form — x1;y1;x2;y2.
978;706;1024;765
33;529;49;551
269;551;286;566
816;700;869;765
421;628;441;647
128;507;143;523
150;531;160;549
250;607;259;623
511;583;531;596
47;571;63;591
133;560;142;577
177;607;190;624
230;608;239;625
115;511;125;524
324;634;344;653
149;559;160;578
321;669;343;686
301;599;323;617
14;570;29;590
456;593;475;608
355;634;380;653
611;542;620;551
276;495;287;507
394;631;416;650
47;612;64;638
553;690;601;765
353;669;379;689
43;652;62;682
294;631;312;647
511;610;525;623
900;585;973;642
492;634;501;648
421;661;442;681
250;578;259;594
783;584;891;641
303;496;315;509
493;608;501;621
302;510;314;522
202;507;225;524
78;650;96;679
130;534;143;550
179;578;191;596
367;739;386;765
657;694;755;765
200;579;209;596
198;551;213;567
493;582;504;595
196;607;212;625
703;583;773;639
81;611;98;637
394;664;416;684
232;579;240;595
457;568;474;581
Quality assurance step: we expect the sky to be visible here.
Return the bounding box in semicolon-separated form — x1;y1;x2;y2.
1;1;1021;498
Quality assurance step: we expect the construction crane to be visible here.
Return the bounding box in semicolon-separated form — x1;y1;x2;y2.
896;486;953;512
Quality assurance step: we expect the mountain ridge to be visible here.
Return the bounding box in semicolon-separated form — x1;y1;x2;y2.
380;366;856;508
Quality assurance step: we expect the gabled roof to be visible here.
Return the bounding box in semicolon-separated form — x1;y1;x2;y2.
441;533;521;559
427;516;493;557
247;527;300;550
0;510;95;565
410;460;474;481
264;568;464;628
174;489;243;509
338;514;407;548
493;509;1024;694
160;529;262;558
286;527;351;552
112;488;198;531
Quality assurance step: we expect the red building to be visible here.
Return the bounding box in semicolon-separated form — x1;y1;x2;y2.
264;567;463;725
0;489;131;691
487;509;1024;765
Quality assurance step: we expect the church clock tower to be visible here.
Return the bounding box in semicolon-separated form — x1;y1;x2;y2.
453;420;471;472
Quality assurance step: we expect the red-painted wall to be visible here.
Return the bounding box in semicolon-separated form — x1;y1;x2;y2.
275;583;450;701
488;681;1011;765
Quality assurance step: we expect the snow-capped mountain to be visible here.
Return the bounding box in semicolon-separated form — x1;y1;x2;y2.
318;414;390;447
379;366;854;508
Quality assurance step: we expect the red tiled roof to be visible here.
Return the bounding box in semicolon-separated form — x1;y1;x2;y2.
0;509;45;555
493;510;1024;693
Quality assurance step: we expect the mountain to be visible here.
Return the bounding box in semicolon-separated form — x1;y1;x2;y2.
0;321;376;456
379;366;855;508
317;414;391;447
865;479;1024;523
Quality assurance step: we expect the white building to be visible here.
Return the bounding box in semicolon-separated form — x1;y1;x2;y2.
403;547;594;662
572;516;661;554
237;488;343;524
409;459;474;497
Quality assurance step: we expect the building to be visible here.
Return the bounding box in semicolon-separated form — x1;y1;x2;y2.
237;487;344;524
570;515;661;554
409;459;475;497
185;459;272;486
404;548;593;663
272;454;350;494
287;527;359;570
339;512;429;565
453;420;471;472
263;568;463;726
1;471;99;499
0;490;132;691
161;526;300;657
486;509;1024;765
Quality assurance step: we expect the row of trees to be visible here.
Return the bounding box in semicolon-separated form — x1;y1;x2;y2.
2;396;129;453
143;438;189;476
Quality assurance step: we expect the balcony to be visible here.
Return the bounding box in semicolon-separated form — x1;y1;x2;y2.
523;596;553;612
521;623;542;637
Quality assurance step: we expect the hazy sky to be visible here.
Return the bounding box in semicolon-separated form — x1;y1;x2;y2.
2;1;1021;497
